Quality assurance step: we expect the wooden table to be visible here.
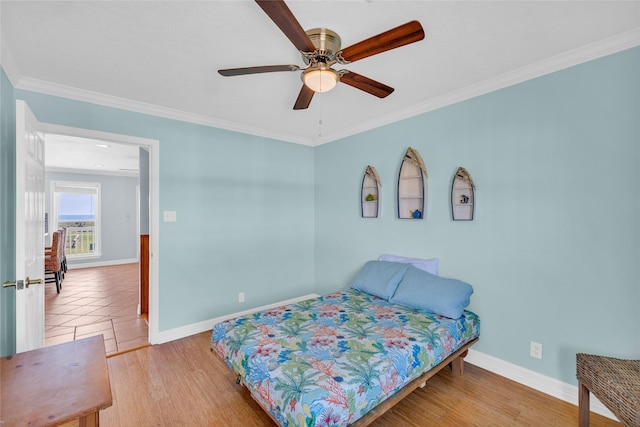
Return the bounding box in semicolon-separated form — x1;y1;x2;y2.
1;335;112;426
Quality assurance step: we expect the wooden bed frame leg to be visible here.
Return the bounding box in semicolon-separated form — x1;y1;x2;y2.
450;355;465;376
578;381;590;427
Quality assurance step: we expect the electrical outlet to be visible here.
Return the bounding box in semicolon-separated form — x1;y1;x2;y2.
530;341;543;360
238;292;245;303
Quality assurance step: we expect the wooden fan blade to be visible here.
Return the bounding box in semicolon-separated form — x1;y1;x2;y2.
255;0;317;52
218;65;300;77
339;71;394;98
338;20;424;63
293;85;314;110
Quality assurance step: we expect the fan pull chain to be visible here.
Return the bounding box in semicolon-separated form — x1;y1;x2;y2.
318;95;323;138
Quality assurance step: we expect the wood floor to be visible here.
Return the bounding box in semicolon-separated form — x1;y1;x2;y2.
100;331;621;426
44;263;148;356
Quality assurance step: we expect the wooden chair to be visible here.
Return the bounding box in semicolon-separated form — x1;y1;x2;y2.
45;228;67;279
60;227;67;278
45;231;63;293
576;353;640;427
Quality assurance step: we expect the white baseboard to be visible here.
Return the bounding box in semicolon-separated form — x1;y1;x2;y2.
154;293;320;345
465;349;619;422
67;258;138;269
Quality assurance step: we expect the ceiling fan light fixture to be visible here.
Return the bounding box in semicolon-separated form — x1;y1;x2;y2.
303;66;339;93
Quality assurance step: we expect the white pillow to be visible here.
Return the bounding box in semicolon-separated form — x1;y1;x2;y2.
378;254;439;275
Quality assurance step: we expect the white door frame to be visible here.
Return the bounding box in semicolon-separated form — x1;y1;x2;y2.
40;123;160;344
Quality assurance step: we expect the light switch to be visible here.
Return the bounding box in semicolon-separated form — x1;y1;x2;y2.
163;211;177;222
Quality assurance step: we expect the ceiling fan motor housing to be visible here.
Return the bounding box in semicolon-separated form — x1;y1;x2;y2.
303;28;341;64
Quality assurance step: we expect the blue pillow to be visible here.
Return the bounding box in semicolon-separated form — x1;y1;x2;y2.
351;261;410;300
389;265;473;319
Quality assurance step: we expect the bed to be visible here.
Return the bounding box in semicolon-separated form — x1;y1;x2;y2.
211;259;480;426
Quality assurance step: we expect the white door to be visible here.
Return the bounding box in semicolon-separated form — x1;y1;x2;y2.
14;100;46;352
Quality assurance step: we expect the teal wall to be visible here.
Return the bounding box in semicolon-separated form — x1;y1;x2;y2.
45;172;139;265
1;47;637;386
315;47;640;385
14;90;316;331
0;68;16;356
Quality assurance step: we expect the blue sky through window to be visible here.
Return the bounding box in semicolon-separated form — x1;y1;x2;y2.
58;193;95;219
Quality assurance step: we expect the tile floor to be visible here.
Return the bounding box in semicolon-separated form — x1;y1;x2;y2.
44;262;149;356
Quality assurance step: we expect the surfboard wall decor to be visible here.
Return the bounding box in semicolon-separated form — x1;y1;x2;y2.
361;165;381;218
451;167;475;221
397;147;427;219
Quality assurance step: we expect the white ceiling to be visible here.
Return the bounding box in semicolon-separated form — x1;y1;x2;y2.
2;1;639;160
44;134;140;176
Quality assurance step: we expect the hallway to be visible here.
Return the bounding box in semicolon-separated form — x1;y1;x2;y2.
44;263;148;356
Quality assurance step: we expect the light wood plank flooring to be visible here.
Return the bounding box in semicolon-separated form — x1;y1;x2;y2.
45;263;148;356
101;332;621;426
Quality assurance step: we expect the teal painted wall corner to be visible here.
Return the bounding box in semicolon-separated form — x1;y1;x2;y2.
0;67;17;356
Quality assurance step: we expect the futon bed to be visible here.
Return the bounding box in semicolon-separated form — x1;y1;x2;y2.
211;259;480;426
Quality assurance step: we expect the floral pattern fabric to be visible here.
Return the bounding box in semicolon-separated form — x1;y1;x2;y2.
211;289;480;427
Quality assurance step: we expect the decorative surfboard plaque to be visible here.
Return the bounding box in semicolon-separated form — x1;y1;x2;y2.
451;167;475;221
397;147;427;219
361;165;381;218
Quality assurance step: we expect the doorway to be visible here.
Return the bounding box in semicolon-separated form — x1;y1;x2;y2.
40;123;159;350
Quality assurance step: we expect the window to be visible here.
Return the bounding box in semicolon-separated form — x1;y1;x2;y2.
51;181;101;258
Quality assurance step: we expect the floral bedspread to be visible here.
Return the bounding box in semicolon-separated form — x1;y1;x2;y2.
211;289;480;426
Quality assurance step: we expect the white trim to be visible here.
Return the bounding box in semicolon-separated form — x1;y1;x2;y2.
39;123;158;148
147;137;160;345
50;180;102;258
465;349;619;422
0;31;22;87
12;30;639;147
317;29;640;145
67;258;138;270
46;166;139;178
15;78;314;147
38;123;161;346
155;293;320;344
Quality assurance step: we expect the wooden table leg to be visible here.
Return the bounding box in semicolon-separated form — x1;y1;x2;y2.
79;411;99;427
578;381;590;427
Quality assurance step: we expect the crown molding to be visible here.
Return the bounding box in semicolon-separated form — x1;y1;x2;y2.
15;78;316;147
316;28;640;146
10;29;639;148
0;30;22;87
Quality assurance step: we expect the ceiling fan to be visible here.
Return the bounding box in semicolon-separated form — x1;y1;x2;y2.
218;0;425;110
